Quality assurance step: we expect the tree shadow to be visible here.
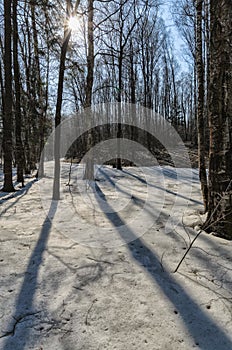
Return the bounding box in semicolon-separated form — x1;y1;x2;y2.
1;201;57;350
99;166;202;206
97;167;146;205
0;180;37;215
124;168;203;205
122;169;147;184
93;180;232;350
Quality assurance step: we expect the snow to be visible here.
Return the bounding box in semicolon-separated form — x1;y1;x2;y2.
0;164;232;350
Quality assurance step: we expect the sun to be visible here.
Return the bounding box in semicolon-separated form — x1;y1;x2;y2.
68;16;80;32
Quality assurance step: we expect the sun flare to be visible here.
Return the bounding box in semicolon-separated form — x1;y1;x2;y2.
68;16;80;32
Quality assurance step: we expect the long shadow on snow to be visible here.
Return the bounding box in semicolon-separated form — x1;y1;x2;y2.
2;201;57;350
99;168;228;277
93;181;232;350
0;180;37;215
98;168;231;302
99;167;202;206
124;168;203;205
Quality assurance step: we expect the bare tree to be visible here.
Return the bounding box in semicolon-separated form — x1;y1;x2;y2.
53;0;80;200
83;0;95;180
13;0;24;186
204;0;232;239
195;0;208;211
2;0;15;192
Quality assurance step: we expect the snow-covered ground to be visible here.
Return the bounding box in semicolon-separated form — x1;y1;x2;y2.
0;164;231;350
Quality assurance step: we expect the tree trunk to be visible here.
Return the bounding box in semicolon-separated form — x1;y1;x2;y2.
83;0;95;180
53;0;80;199
30;0;45;178
23;5;35;175
196;0;208;212
2;0;15;192
53;27;71;200
116;54;123;171
205;0;232;239
13;0;25;186
115;1;125;171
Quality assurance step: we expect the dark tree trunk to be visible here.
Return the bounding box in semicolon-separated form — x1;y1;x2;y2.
0;43;5;122
53;28;71;200
2;0;15;192
115;0;125;171
83;0;95;181
30;0;45;178
53;0;80;199
196;0;208;211
205;0;232;239
23;5;35;175
116;54;123;171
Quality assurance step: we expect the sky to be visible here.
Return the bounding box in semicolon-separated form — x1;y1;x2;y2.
161;1;189;72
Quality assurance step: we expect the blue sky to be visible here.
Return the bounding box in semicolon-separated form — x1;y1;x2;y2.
161;1;189;71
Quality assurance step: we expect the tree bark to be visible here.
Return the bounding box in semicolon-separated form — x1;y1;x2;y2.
83;0;95;180
53;0;80;199
196;0;208;211
30;0;45;178
13;0;25;186
2;0;15;192
205;0;232;239
53;28;71;200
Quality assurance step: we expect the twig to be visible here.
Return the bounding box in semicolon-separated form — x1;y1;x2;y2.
174;217;229;274
87;256;114;265
174;179;232;273
85;299;97;326
66;157;73;187
203;179;232;231
0;311;41;338
174;230;202;273
160;252;165;272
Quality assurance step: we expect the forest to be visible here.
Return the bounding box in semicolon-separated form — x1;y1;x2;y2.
0;0;232;349
1;0;231;237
